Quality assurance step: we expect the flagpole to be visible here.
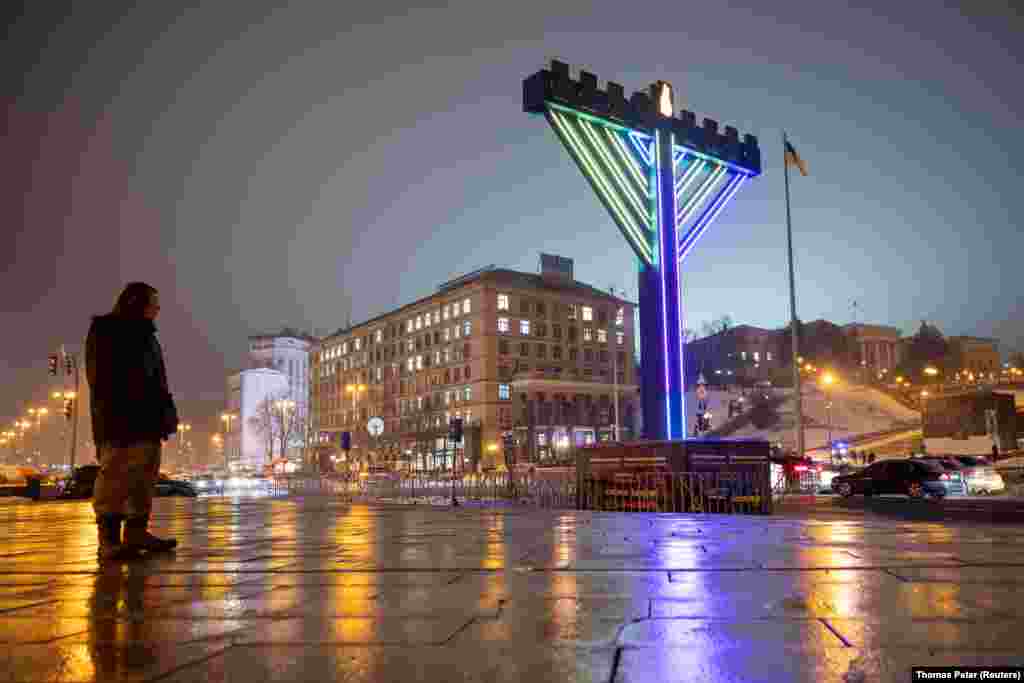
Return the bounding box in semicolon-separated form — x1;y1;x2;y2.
783;131;806;460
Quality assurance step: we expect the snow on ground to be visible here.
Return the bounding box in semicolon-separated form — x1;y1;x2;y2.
716;382;925;450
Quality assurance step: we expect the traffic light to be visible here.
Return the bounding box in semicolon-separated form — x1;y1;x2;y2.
448;418;463;443
48;354;58;376
63;398;73;420
340;431;351;451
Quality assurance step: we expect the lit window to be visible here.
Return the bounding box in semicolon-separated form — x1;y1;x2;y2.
444;328;450;342
766;352;773;361
582;306;593;322
498;317;510;333
463;320;471;336
454;325;461;339
753;351;760;362
615;307;624;327
463;297;471;314
520;320;531;336
499;384;511;400
497;294;509;310
453;301;461;317
434;350;441;365
407;358;415;372
443;348;450;363
354;338;361;351
416;355;423;370
583;327;593;342
568;304;577;320
433;310;440;324
443;305;450;320
342;342;348;355
407;319;414;333
445;391;451;405
741;351;747;361
417;396;423;410
407;339;414;352
376;367;382;381
464;386;472;401
616;332;624;346
424;314;431;328
375;329;383;343
416;315;422;330
597;329;607;343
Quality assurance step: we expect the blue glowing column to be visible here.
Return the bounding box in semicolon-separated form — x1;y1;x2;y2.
638;126;685;441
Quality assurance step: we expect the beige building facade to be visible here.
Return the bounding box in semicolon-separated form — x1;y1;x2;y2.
309;258;637;471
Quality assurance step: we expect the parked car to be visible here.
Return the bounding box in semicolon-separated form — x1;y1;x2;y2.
831;459;956;500
913;456;968;496
60;465;197;499
949;455;1005;495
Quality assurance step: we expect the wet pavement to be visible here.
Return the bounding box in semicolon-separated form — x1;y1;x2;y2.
0;497;1022;682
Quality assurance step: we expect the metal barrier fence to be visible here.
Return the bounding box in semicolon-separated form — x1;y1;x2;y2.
268;470;771;514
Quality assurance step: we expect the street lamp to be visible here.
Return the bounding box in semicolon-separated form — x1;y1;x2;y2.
220;412;237;471
819;372;837;454
176;423;192;469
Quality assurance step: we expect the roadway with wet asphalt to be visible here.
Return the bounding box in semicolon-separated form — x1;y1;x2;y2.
0;496;1021;682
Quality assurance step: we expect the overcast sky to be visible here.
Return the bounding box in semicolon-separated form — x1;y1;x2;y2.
3;0;1022;429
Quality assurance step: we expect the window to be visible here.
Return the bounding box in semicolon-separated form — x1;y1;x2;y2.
568;327;577;342
454;324;461;339
375;329;383;343
434;310;440;324
443;348;450;363
407;358;415;372
498;340;509;355
568;304;577;320
753;351;760;362
498;317;510;333
462;320;471;337
342;342;349;355
463;386;472;401
407;319;414;333
766;351;773;361
597;329;607;343
569;348;578;361
416;355;423;370
434;350;441;365
454;368;461;382
376;367;382;381
584;349;594;362
464;365;471;379
583;327;593;342
443;305;450;320
453;301;461;317
520;342;529;356
499;384;511;400
424;314;431;328
536;322;547;337
497;293;509;310
463;297;471;314
553;346;562;360
599;350;609;363
553;324;562;339
582;306;593;322
354;338;362;351
520;320;531;336
597;309;607;324
741;351;747;361
616;307;625;327
537;344;546;358
520;299;530;314
415;315;422;330
616;332;624;346
443;327;450;342
536;301;546;318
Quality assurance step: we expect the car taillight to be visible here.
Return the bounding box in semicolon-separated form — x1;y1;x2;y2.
940;473;950;481
794;465;808;472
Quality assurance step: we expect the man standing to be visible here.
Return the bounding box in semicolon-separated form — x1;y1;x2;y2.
86;282;179;561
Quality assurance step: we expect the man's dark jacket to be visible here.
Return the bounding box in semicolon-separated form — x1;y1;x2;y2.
86;314;179;447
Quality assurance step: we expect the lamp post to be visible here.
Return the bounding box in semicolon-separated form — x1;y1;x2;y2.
220;412;237;472
176;423;192;470
344;384;366;469
820;372;836;456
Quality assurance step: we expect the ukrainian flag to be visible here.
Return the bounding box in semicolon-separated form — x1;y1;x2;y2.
784;139;808;177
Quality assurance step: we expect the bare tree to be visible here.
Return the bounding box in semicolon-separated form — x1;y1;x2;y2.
250;399;278;463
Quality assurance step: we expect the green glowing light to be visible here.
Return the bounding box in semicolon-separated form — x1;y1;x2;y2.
578;119;649;222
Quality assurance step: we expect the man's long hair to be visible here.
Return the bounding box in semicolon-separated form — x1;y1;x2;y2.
112;282;158;319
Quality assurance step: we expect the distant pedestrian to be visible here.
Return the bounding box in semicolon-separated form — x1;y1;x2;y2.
86;282;179;561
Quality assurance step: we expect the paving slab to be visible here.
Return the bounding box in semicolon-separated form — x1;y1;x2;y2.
0;497;1022;682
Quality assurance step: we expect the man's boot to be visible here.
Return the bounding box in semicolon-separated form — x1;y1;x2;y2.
96;514;143;561
123;516;177;552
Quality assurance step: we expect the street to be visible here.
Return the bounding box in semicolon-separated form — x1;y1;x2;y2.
0;496;1021;682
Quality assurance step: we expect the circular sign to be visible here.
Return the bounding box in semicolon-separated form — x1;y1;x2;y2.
367;417;385;436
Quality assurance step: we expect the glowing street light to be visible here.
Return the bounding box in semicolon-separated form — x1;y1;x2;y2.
924;366;939;377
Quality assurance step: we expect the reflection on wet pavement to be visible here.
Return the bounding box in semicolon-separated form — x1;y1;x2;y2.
0;496;1021;681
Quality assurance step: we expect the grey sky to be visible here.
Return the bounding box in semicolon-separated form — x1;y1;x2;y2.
3;0;1022;428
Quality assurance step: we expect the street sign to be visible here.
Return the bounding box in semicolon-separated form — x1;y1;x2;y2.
367;417;384;436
